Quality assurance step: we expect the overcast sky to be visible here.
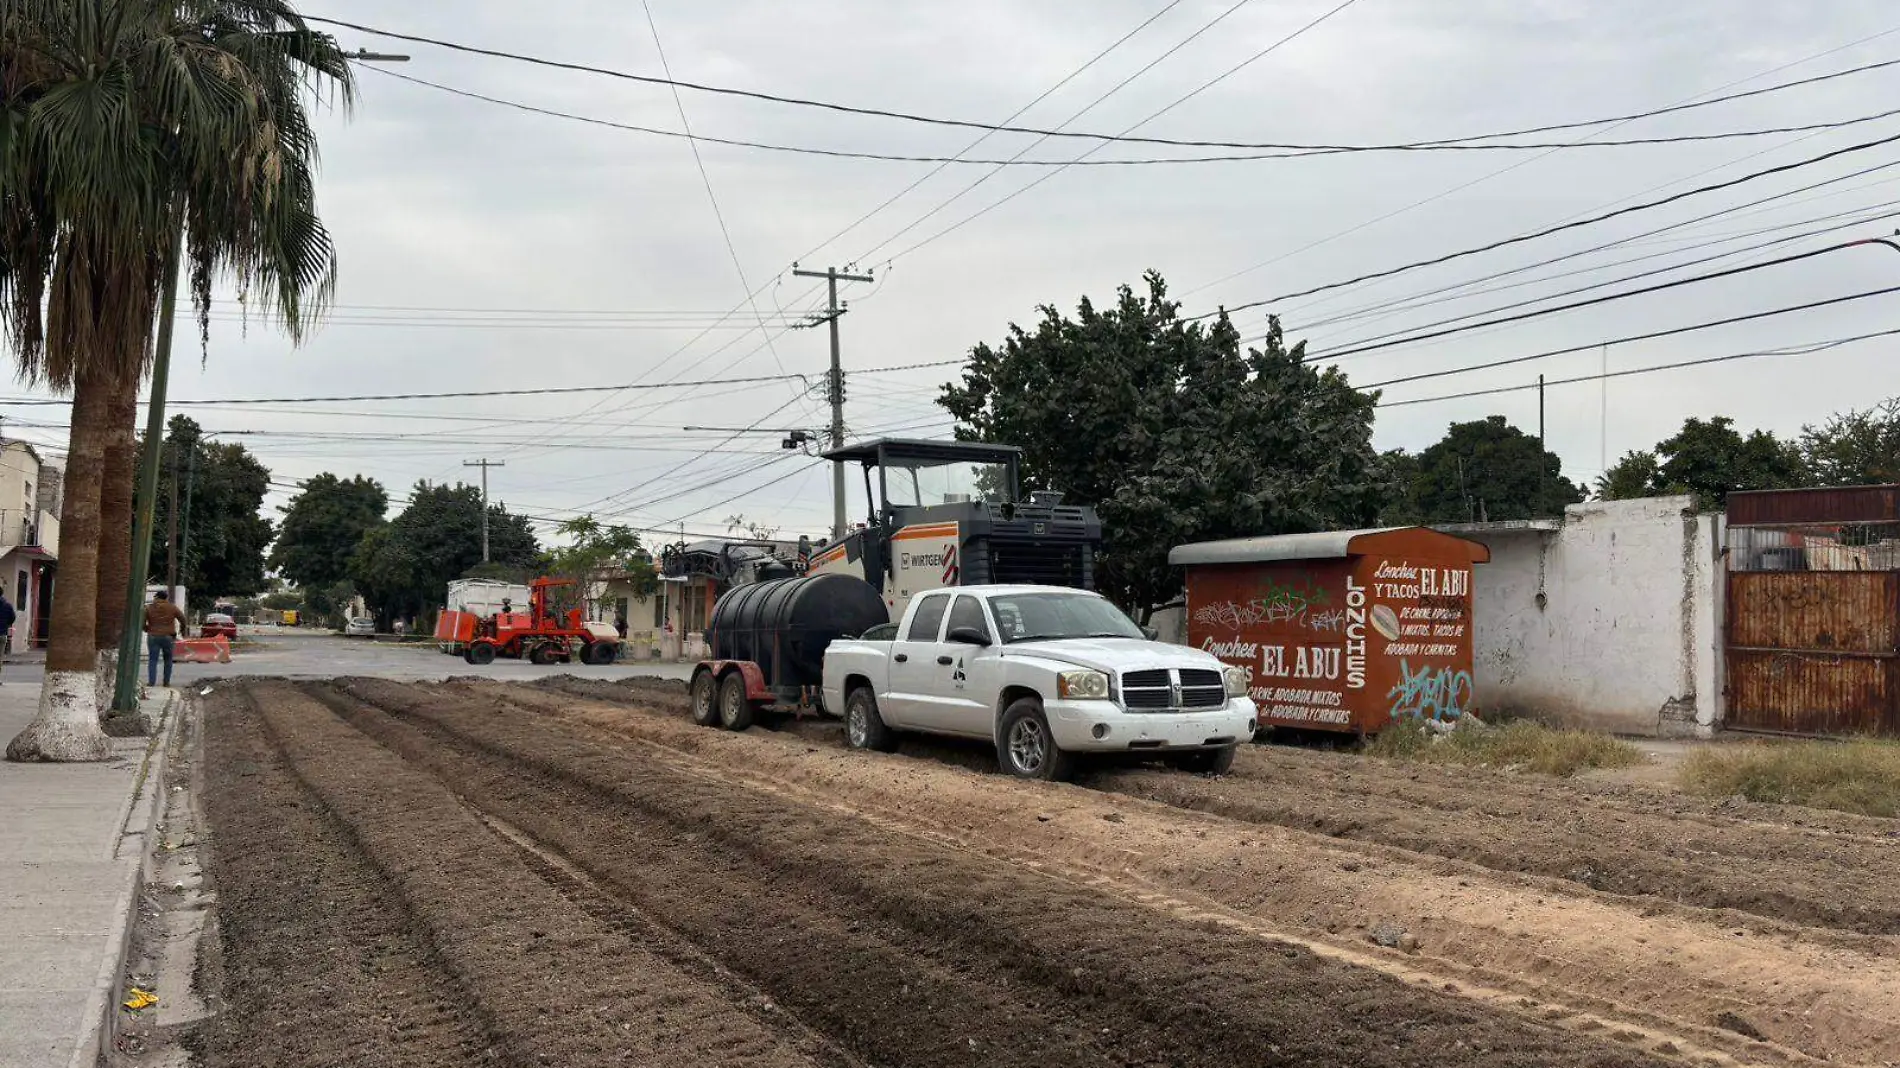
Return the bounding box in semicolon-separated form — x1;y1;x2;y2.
8;0;1900;542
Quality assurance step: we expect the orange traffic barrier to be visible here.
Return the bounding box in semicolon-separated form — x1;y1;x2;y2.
174;635;232;664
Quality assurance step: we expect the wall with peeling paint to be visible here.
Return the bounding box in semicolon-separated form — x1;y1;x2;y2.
1454;496;1724;737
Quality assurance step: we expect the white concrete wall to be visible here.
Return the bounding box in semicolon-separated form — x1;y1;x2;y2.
1461;496;1724;737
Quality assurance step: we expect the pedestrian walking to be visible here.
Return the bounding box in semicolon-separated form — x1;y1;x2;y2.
0;591;16;685
143;591;187;688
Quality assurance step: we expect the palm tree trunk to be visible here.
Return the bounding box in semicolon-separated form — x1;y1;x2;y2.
94;368;138;707
6;363;113;762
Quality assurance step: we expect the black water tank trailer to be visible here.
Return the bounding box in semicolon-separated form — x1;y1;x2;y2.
708;573;889;690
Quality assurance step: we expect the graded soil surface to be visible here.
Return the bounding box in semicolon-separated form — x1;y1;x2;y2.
194;676;1900;1067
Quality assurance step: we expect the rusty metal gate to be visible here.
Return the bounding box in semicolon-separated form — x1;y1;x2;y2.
1725;486;1900;737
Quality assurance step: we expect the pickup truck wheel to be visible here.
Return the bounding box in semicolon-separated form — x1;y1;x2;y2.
689;671;721;728
1170;744;1238;775
997;699;1075;782
844;687;898;753
718;673;756;732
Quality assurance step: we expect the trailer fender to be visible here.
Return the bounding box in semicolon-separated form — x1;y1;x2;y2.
697;659;773;702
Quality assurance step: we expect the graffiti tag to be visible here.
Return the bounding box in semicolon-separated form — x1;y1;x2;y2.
1386;660;1472;722
1306;609;1347;634
1193;579;1332;631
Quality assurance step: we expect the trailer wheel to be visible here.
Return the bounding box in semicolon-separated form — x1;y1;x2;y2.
997;699;1075;782
844;687;898;753
718;672;756;732
690;671;721;727
467;642;497;666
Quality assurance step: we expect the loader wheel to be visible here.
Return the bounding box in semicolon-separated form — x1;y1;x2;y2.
690;671;721;728
467;642;497;666
718;672;756;732
590;642;618;665
529;642;562;666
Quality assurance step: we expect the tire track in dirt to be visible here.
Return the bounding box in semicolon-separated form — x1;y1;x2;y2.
325;676;1677;1068
236;682;849;1068
442;679;1900;1067
529;674;1900;936
194;687;497;1067
1088;759;1900;937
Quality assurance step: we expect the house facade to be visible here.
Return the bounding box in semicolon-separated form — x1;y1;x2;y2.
0;440;60;653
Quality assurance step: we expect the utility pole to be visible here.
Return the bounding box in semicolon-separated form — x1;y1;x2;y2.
792;265;874;540
164;444;180;593
1538;374;1546;513
177;443;197;594
463;458;504;563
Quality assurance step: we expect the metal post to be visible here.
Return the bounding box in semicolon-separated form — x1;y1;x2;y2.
164;444;179;592
113;211;185;712
177;443;196;592
463;458;504;563
1538;373;1546;511
793;266;872;540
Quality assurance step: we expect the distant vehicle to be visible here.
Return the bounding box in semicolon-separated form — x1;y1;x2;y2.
344;617;376;637
200;613;238;640
282;609;300;627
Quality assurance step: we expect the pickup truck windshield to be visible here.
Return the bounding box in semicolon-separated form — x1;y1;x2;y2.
988;593;1143;644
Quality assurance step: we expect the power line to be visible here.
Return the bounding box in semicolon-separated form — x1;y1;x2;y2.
1183;22;1900;303
362;66;1900;162
1360;282;1900;390
1306;237;1900;361
878;0;1368;266
311;15;1900;153
1207;127;1900;318
1376;326;1900;409
0;359;966;408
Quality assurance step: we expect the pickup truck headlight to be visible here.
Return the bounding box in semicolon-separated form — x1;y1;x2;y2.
1224;666;1249;698
1056;669;1112;700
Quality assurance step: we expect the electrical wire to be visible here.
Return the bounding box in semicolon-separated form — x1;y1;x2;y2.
311;15;1900;153
1360;282;1900;390
363;66;1900;163
1208;127;1900;318
1305;237;1900;361
1375;326;1900;408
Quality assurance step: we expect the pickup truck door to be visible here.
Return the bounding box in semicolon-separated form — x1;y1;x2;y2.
937;594;1004;738
884;592;951;728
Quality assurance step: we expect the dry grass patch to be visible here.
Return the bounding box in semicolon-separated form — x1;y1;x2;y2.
1367;717;1645;778
1680;738;1900;818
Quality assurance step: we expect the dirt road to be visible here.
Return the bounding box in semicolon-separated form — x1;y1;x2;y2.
193;677;1900;1067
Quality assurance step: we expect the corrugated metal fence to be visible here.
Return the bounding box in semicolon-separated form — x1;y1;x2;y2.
1725;487;1900;736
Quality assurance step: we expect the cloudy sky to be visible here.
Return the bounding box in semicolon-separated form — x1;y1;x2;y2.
9;0;1900;542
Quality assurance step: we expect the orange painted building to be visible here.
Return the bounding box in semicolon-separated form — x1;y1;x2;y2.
1169;527;1490;735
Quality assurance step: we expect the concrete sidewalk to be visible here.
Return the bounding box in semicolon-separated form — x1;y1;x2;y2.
0;684;179;1068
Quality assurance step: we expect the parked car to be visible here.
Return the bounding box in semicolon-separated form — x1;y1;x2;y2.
819;584;1256;780
200;613;238;640
344;617;377;637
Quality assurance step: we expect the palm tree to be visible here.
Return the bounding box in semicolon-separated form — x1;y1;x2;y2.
2;0;351;760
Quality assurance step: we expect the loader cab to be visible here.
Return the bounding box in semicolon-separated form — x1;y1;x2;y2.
811;438;1102;615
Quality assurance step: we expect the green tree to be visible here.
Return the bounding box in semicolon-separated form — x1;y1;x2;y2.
1799;397;1900;486
272;473;389;601
1400;416;1583;524
147;417;272;610
347;482;539;623
938;271;1383;618
1596;450;1662;500
2;0;353;760
1653;416;1806;508
548;516;659;613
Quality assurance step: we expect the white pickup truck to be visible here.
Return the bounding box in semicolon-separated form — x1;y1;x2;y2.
822;584;1257;780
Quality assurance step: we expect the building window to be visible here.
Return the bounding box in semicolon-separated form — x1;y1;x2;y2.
654;592;665;627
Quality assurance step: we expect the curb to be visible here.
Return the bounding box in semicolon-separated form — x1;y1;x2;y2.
73;689;183;1068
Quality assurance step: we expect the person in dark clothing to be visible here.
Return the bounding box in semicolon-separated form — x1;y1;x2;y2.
0;592;16;684
614;612;628;639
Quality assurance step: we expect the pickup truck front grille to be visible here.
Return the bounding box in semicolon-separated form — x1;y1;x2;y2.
1120;668;1227;711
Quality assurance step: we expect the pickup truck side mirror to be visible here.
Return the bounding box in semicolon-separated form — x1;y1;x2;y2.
946;625;992;647
1140;626;1159;641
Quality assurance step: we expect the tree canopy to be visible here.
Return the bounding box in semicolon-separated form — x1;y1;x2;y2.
938;271;1383;617
1799;397;1900;487
271;472;389;615
1387;416;1583;524
147;416;272;608
346;481;538;622
1596;416;1806;508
